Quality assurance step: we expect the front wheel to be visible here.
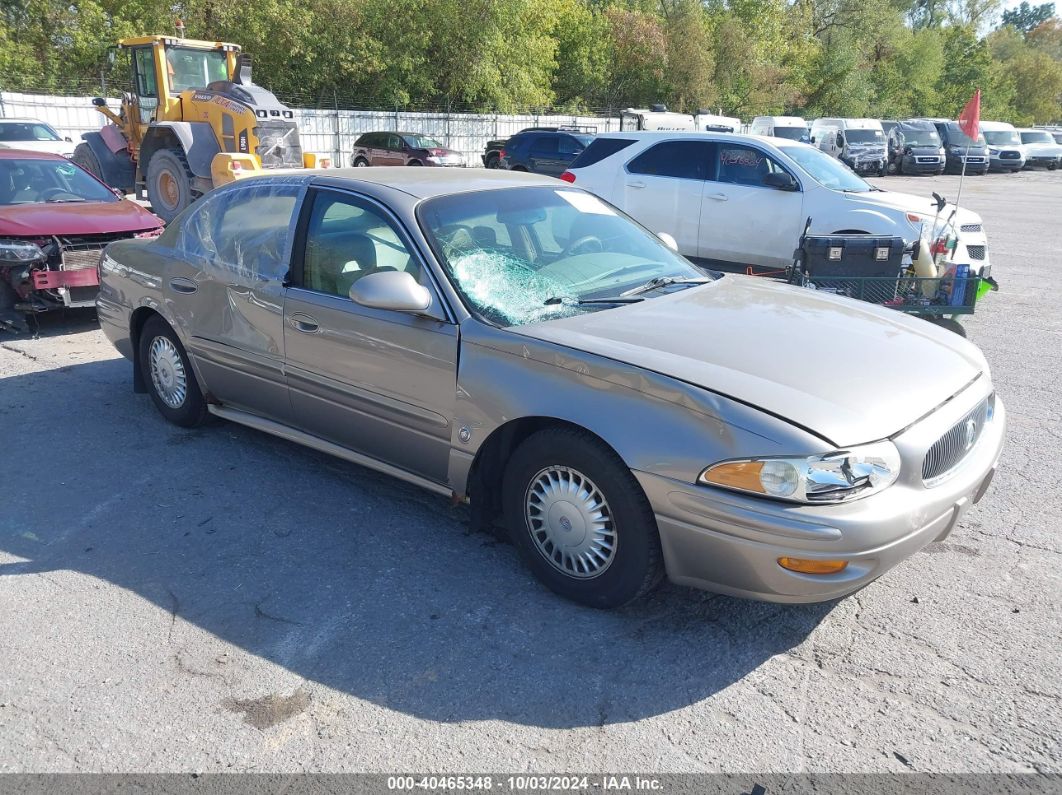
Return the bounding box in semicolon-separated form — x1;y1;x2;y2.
502;428;663;608
145;149;195;223
138;316;208;427
353;157;369;167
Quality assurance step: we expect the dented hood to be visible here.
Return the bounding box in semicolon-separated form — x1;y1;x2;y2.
516;276;986;446
0;200;161;237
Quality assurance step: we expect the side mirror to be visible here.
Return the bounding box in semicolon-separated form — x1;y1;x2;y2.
764;171;798;191
92;97;107;107
64;136;73;143
349;270;432;313
657;232;679;252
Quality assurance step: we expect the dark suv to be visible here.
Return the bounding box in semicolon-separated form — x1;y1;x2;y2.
499;130;594;177
350;132;465;167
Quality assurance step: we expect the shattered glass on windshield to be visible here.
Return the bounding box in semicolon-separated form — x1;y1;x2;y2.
447;249;579;326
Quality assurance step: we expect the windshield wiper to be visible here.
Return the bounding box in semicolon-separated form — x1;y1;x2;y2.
619;276;711;298
543;295;644;306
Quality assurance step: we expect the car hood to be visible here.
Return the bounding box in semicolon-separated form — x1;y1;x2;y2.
0;200;161;236
1023;142;1062;156
845;189;981;226
515;276;985;447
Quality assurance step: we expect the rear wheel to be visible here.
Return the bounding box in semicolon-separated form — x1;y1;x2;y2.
484;152;500;169
138;316;208;427
502;427;663;608
407;160;423;166
146;149;195;223
353;157;369;167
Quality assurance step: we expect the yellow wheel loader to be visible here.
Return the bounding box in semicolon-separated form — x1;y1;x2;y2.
73;32;324;222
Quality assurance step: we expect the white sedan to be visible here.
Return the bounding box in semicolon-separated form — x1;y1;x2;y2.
0;118;75;158
562;131;991;278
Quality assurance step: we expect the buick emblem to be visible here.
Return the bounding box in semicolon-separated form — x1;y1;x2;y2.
963;418;978;451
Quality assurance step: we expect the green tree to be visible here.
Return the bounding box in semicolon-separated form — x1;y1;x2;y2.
1001;1;1055;33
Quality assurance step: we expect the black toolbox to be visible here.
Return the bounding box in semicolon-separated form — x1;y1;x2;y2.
798;235;906;279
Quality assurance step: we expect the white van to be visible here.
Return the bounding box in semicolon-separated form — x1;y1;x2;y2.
620;106;697;132
750;116;810;143
696;112;741;133
979;121;1026;172
810;118;887;176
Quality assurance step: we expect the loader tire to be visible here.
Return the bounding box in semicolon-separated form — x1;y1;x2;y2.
146;148;195;223
72;143;104;183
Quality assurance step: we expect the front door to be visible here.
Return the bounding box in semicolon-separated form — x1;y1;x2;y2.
283;188;458;484
699;143;804;269
621;139;714;258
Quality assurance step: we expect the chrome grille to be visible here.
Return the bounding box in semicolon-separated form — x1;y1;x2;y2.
960;223;982;233
967;245;985;260
923;397;991;483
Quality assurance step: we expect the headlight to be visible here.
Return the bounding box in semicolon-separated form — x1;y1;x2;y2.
0;239;45;263
700;441;901;504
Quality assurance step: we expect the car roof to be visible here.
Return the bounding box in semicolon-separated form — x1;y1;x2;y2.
0;148;67;161
596;130;785;147
0;117;55;124
309;166;561;199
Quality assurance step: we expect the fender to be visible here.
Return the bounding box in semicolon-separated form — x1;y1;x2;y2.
832;206;910;237
79;131;136;193
139;122;221;182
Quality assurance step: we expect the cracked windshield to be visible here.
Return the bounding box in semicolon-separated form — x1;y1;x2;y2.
419;187;709;327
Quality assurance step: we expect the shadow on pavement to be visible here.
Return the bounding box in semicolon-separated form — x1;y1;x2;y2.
0;359;833;729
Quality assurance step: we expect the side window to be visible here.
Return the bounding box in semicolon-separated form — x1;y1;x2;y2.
388;134;403;151
715;144;789;188
170;183;300;280
530;136;559;157
558;135;582;156
301;192;422;298
627;141;714;180
133;48;158;98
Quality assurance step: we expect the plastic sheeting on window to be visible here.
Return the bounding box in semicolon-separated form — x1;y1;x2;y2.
164;177;308;281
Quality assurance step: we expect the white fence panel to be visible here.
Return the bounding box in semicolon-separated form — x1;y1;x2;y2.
1;91;620;167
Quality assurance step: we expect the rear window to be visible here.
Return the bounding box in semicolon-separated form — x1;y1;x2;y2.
569;138;637;168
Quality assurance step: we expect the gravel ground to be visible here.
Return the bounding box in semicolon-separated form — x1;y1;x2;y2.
0;170;1059;774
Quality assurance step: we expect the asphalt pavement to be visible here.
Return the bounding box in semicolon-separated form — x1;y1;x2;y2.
0;170;1059;774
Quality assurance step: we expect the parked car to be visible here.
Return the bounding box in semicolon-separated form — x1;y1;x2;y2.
0;149;162;332
920;120;989;175
887;120;946;175
979;121;1026;172
499;129;594;177
1017;128;1061;170
350;132;465;167
750;116;810;143
809;118;888;176
0;118;75;158
97;168;1004;608
562;132;991;275
482;126;597;169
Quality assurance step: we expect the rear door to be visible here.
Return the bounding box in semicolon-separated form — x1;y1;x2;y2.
282;187;458;484
620;139;713;257
699;142;804;268
528;135;564;175
164;181;303;421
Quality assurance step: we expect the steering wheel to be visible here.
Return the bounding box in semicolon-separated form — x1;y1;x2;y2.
40;187;79;201
561;235;604;258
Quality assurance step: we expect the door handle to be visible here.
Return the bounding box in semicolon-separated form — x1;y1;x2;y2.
169;277;198;294
708;192;729;201
289;313;320;334
626;181;646;189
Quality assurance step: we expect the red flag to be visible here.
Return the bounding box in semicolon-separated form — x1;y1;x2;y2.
958;89;981;140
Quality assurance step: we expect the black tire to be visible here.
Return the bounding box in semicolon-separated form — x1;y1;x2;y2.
138;316;208;427
924;316;968;337
353;157;370;167
484;152;500;169
71;142;104;182
146;148;195;223
501;427;663;608
510;165;528;172
407;160;423;166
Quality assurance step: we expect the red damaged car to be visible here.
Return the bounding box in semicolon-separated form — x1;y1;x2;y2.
0;149;162;331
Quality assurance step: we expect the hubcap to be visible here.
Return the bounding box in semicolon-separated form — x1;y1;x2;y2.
525;466;616;579
158;170;179;210
148;336;187;409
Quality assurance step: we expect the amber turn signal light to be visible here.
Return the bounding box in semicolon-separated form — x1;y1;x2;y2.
778;557;849;575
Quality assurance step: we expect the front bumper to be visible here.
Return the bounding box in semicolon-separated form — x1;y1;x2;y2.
901;154;944;173
1024;155;1060;169
637;389;1006;603
946;154;988;172
989;152;1025;170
